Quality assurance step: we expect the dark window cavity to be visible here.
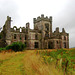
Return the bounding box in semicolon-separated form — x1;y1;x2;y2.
35;34;38;40
35;42;39;48
14;34;16;39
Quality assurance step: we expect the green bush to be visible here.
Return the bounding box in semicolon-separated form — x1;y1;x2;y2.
6;42;26;52
0;47;6;51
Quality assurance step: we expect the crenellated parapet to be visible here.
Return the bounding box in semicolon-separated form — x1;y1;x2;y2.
54;27;66;33
53;27;69;39
33;14;52;23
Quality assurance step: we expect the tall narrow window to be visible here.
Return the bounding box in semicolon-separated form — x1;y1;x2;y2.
20;34;22;40
0;35;2;39
56;41;58;44
45;23;49;31
20;28;22;32
64;36;66;40
64;42;66;48
35;34;38;40
14;28;16;31
35;42;39;48
14;34;16;39
25;35;27;40
25;42;27;47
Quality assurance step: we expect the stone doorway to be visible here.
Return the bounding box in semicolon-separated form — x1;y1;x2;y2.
48;41;53;49
35;42;39;48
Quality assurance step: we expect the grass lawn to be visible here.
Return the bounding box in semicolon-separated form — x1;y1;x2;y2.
0;49;75;75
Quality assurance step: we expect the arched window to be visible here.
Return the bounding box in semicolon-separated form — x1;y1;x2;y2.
14;28;16;31
20;28;22;32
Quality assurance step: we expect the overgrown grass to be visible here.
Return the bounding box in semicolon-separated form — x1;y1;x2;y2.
0;49;75;75
36;48;75;75
0;50;64;75
0;51;25;75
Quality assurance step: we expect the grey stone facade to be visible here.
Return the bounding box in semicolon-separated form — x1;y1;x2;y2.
0;15;69;49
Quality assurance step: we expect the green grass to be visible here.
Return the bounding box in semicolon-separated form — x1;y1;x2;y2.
0;52;25;75
0;48;6;51
0;49;75;75
36;49;75;75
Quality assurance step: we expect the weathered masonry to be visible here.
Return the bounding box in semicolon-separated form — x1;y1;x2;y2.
0;14;69;49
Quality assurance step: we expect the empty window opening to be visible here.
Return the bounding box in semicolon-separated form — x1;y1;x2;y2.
35;34;38;40
64;42;66;48
48;42;53;49
64;36;66;40
20;34;22;40
25;42;27;47
20;28;22;32
45;23;49;31
0;35;2;39
35;42;39;48
14;28;16;31
25;35;27;40
57;41;58;44
14;34;16;39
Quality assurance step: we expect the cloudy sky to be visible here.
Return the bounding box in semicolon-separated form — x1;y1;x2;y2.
0;0;75;48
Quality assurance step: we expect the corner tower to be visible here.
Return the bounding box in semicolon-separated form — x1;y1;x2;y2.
3;16;12;45
33;14;52;38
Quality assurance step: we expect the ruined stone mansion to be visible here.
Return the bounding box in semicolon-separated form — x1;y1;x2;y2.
0;15;69;49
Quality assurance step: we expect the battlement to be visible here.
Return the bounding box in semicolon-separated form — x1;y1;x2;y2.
33;14;52;23
54;27;66;33
7;16;11;21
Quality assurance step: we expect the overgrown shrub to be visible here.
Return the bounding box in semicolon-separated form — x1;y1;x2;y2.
6;42;26;52
0;47;6;51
